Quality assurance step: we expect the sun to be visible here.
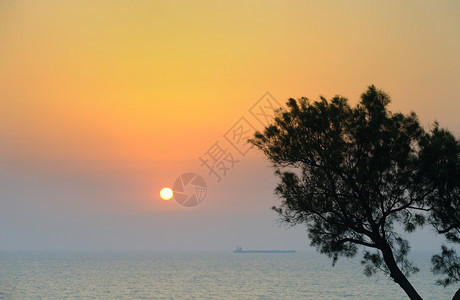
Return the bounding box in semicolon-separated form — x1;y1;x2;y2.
160;187;173;200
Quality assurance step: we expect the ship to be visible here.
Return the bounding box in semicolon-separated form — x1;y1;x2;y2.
233;245;295;253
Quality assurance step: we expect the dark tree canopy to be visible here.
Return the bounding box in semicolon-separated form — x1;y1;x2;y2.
420;126;460;242
250;86;460;300
420;125;460;299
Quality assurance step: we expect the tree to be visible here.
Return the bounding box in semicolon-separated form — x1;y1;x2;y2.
419;125;460;299
250;85;460;299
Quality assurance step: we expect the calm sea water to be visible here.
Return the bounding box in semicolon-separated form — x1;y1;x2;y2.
0;251;457;299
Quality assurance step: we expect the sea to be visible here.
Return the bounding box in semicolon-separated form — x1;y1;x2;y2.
0;251;458;299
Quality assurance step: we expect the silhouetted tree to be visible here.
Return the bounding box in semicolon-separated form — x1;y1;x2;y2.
419;125;460;299
250;85;460;299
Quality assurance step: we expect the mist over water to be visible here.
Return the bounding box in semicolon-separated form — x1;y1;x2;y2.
1;251;457;299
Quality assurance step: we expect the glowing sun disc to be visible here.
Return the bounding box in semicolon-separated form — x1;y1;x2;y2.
160;187;173;200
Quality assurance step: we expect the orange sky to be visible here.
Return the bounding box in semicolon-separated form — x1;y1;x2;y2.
0;1;459;250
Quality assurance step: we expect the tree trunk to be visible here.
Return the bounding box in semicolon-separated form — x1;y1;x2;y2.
380;242;423;300
452;288;460;300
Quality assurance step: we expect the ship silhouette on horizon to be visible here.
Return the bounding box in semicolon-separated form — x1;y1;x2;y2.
234;245;296;253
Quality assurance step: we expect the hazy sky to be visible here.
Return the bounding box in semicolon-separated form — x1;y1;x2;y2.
1;1;459;251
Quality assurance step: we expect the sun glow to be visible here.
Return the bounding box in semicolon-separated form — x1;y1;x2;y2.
160;187;173;200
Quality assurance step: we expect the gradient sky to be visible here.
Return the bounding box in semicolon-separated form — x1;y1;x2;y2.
1;1;459;251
